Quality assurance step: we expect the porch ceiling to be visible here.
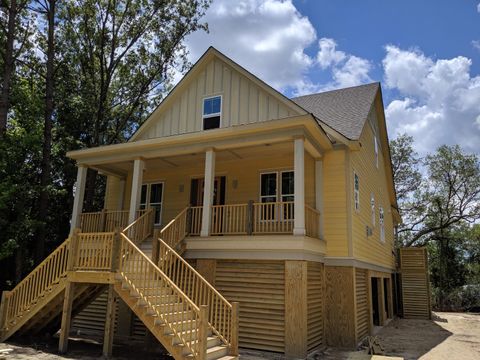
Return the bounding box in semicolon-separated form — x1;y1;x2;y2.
93;141;296;177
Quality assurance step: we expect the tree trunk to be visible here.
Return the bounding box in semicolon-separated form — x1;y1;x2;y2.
0;0;18;135
35;0;56;264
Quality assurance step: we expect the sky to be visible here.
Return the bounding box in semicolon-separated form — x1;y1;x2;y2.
180;0;480;155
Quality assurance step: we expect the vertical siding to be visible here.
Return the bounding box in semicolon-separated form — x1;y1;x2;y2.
307;262;324;350
323;149;349;256
355;268;369;342
350;108;395;268
215;260;285;352
135;57;301;140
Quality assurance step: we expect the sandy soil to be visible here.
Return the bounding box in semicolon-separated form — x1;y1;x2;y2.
1;312;479;359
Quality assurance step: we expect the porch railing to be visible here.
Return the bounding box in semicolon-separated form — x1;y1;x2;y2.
305;205;321;239
79;209;148;233
211;204;248;235
189;206;203;236
122;208;154;245
253;201;294;234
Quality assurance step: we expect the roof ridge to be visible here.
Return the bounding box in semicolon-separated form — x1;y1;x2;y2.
291;81;380;100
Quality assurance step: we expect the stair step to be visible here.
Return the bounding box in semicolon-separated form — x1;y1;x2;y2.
185;345;229;360
215;356;238;360
155;318;198;331
181;336;221;354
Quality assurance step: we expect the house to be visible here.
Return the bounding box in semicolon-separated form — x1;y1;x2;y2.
0;47;401;359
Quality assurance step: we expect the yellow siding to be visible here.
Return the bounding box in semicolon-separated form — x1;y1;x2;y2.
350;109;395;269
323;149;349;256
104;176;121;210
136;57;299;141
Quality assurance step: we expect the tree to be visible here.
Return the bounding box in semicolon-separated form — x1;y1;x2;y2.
390;136;480;247
0;0;32;135
58;0;210;210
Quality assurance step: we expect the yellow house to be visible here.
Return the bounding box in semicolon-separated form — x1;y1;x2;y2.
0;47;401;359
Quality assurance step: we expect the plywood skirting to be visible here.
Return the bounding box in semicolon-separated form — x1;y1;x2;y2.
285;261;308;359
307;262;324;351
400;248;431;320
324;266;356;349
196;259;216;285
215;260;285;353
355;268;369;342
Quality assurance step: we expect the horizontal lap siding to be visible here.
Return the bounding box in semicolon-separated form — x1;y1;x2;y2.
307;262;324;350
215;260;285;353
72;290;108;335
355;268;369;341
400;248;431;320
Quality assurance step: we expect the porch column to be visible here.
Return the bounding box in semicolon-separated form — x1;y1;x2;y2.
200;149;216;237
315;159;324;238
128;158;145;224
70;165;87;234
293;137;305;236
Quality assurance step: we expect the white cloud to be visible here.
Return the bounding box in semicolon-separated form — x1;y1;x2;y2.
317;38;346;69
183;0;317;93
477;2;480;12
383;46;480;154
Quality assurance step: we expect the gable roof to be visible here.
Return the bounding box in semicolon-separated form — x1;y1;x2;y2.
291;82;380;140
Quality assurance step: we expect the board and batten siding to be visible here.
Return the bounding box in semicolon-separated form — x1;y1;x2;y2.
215;260;285;353
350;108;395;269
135;57;300;141
307;261;324;351
355;268;370;342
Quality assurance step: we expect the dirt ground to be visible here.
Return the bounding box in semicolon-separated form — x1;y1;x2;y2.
0;312;478;360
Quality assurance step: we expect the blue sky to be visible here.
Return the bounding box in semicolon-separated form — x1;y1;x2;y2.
182;0;480;154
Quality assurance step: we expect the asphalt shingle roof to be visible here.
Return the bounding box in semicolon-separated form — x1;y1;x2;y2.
291;82;380;140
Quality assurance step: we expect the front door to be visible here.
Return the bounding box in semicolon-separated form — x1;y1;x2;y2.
190;177;226;206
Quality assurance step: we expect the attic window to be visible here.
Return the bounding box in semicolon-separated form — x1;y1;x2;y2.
203;96;221;130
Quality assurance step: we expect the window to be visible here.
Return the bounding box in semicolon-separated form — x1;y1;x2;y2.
354;172;360;212
140;182;164;226
371;194;375;227
374;135;379;168
203;96;221;130
379;206;385;243
260;170;294;220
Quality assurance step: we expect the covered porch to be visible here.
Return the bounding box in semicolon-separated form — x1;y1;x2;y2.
68;117;331;245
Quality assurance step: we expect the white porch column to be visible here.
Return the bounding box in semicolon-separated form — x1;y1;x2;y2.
293;137;306;236
315;159;324;239
200;149;216;237
128;158;145;224
70;165;88;234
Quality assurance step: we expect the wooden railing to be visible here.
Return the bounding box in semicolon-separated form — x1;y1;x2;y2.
189;206;203;236
305;205;321;239
73;232;115;271
2;238;70;329
118;234;207;359
157;239;238;354
79;209;148;233
211;204;248;235
158;207;189;250
122;208;154;245
253;201;294;234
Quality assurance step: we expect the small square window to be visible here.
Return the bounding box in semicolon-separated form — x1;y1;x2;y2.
203;96;221;130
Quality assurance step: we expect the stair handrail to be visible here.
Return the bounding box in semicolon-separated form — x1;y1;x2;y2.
156;238;237;353
121;208;154;245
158;206;190;250
118;233;208;359
1;237;71;331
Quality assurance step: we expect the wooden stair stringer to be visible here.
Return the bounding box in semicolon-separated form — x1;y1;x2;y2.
113;282;187;360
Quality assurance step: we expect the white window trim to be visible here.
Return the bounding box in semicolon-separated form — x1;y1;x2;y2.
140;181;165;226
371;193;375;227
353;171;360;212
202;95;222;130
379;206;385;243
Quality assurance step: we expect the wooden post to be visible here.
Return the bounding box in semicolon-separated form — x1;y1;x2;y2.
103;284;117;358
285;261;308;359
67;229;80;271
198;305;209;360
151;238;159;266
201;149;215;237
247;200;253;235
0;291;10;333
230;302;239;356
111;227;122;271
100;209;107;232
293;137;306;236
58;282;75;353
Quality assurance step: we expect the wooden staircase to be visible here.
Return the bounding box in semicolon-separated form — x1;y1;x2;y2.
0;207;239;360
